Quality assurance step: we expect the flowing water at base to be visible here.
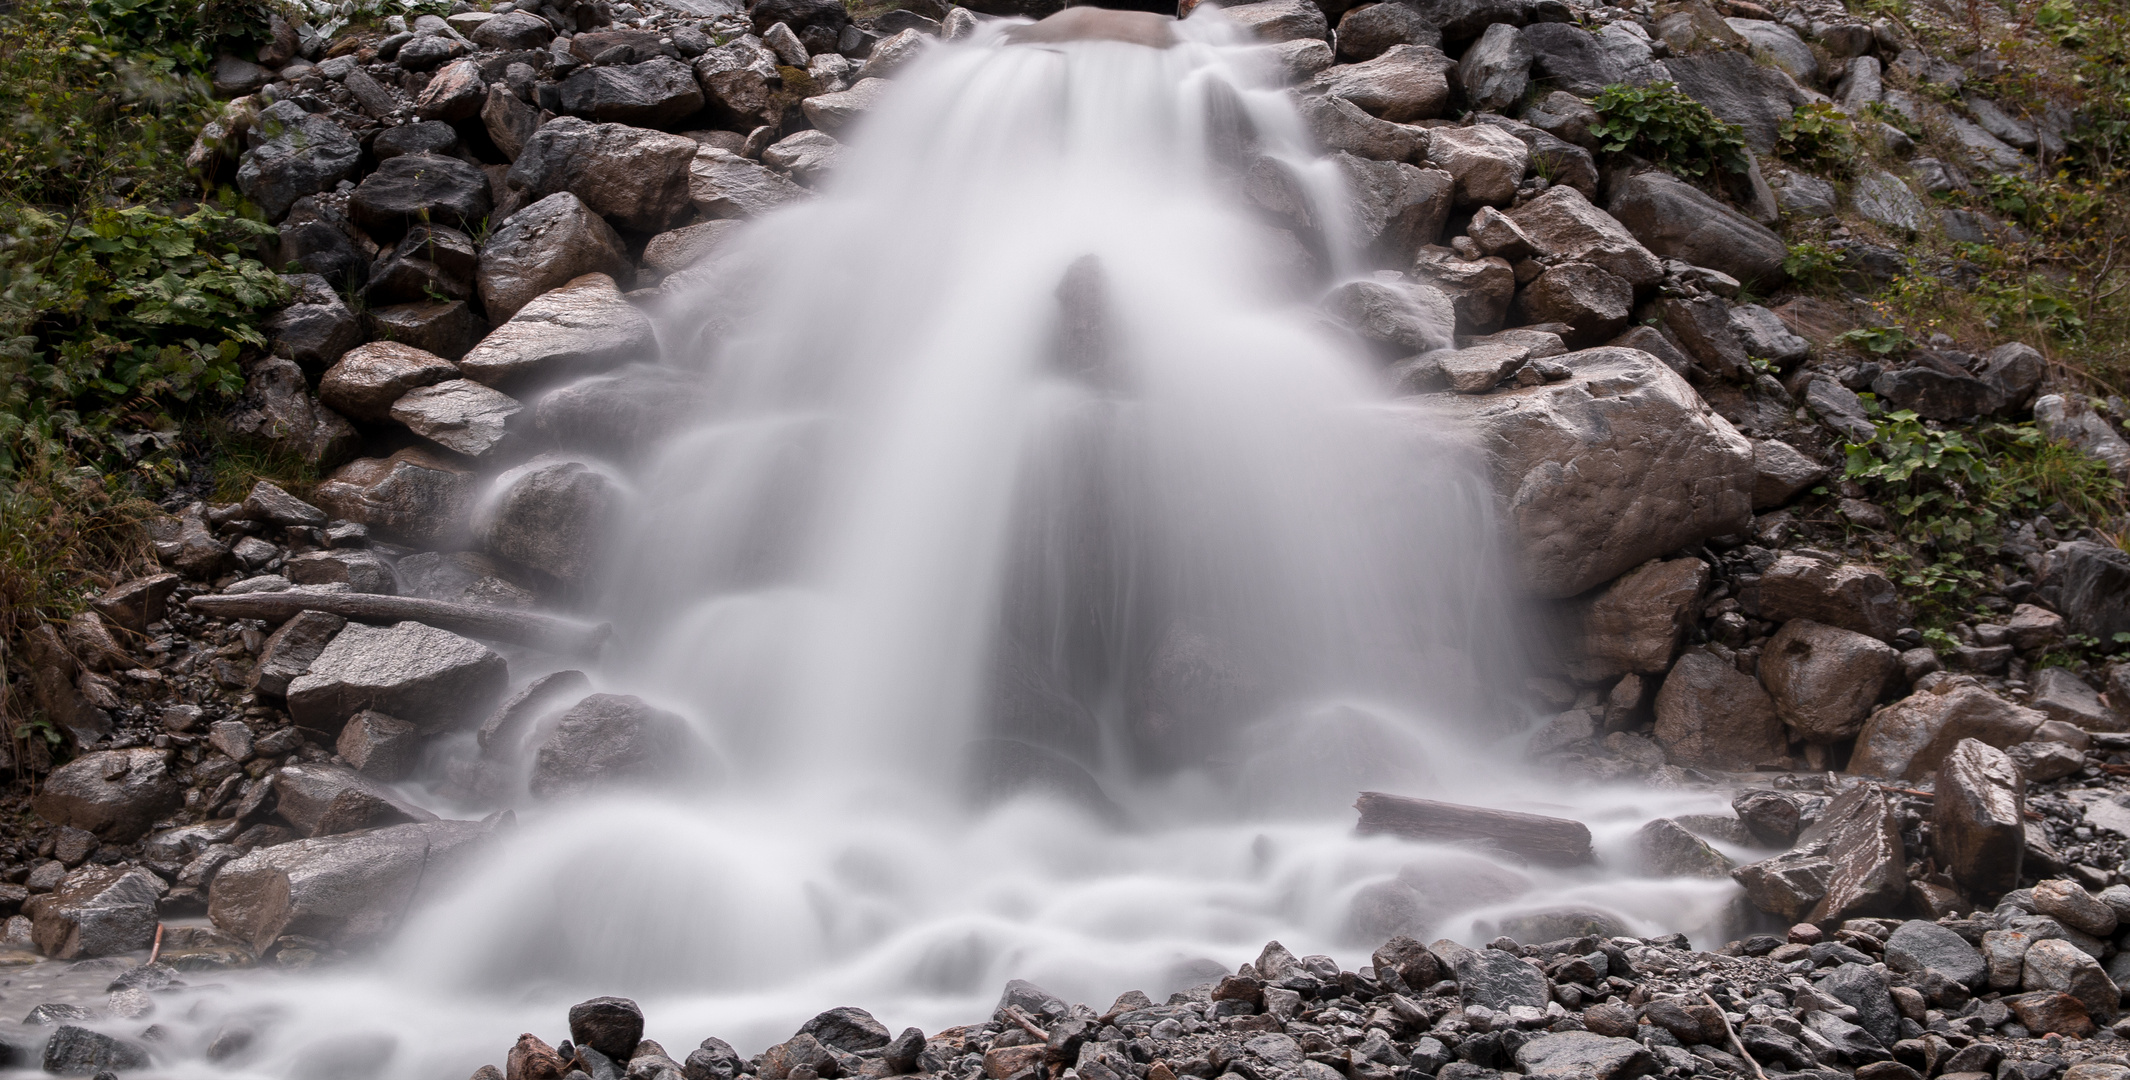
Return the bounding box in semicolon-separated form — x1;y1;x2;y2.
4;18;1760;1076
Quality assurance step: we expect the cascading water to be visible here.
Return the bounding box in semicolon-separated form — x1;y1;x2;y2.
4;15;1755;1076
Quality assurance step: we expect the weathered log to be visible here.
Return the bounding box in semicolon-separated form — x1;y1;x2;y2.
187;592;610;656
1354;791;1595;866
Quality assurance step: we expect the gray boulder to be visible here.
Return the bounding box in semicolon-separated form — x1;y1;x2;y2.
2036;540;2130;641
1339;3;1440;63
314;447;477;548
347;152;491;239
530;694;703;799
1297;94;1423;163
28;866;161;959
236;103;363;221
415;59;487;122
478;457;626;585
1520;23;1624;96
1220;0;1327;43
273;762;437;837
558;57;704;128
1606;170;1786;288
478;192;632;322
225;357;360;470
1427;124;1528;207
1934;738;2025;898
1757;555;1903;641
1654;648;1787;769
1513;262;1631;342
286;550;400;594
1503;185;1662;288
802;78;890;137
266;273;365;373
338;710;421;781
688;147;811;220
1885;919;1987;988
761;130;843;187
368;299;489;362
1850;679;2045;781
254;610;347;698
1751;439;1824;508
506;118;699;233
1661;50;1812;153
208;819;491;952
390;379;524;459
1454;947;1551;1010
320;342;459;424
456;274;657;393
1515;1031;1655;1080
286;621;509;734
1457;23;1530;112
41;1026;150;1074
1333;155;1455;268
1321;278;1454;358
32;749;182;843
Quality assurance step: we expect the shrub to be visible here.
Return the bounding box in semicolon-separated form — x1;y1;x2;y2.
1776;102;1858;172
1588;82;1751;180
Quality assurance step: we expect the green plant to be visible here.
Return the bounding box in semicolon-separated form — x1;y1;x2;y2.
1835;326;1913;355
1783;241;1844;289
0;449;155;644
1843;405;1995;545
1589;82;1751;180
1776;102;1858;171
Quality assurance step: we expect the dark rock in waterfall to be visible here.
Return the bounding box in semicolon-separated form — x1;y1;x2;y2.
569;997;644;1061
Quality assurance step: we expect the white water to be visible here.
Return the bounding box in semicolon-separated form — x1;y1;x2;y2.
6;17;1753;1077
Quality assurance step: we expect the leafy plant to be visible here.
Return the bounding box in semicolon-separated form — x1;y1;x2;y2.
1776;102;1858;171
1835;326;1913;355
1783;241;1844;288
1589;82;1751;180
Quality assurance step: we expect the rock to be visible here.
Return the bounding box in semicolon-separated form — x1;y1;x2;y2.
337;711;420;780
1849;679;2045;781
1422;347;1752;598
2034;878;2117;937
642;220;745;277
1331;155;1455;267
1934;738;2025;898
2034;395;2130;481
1983;928;2033;990
1806;376;1876;441
1758;619;1899;742
1404;342;1522;394
457;274;655;394
1732;849;1833;922
2009;738;2086;781
369;300;489;362
1512;262;1631;342
1757;555;1903;641
761;130;842;187
1728;304;1808;365
286;621;508;734
2036;540;2130;640
2023;937;2119;1022
1519;23;1625;96
1852;169;1927;232
395;32;460;72
477;457;624;585
856;28;929;80
267;274;365;373
236;105;363;221
1502;185;1662;289
1222;0;1328;42
1653;648;1787;769
321;342;459;424
1872;364;1994;421
570;997;645;1060
1801;784;1906;923
347;153;492;239
226;356;360;470
484;84;542;162
41;1026;149;1074
208;819;489;952
29;866;160;959
255;611;347;699
394;551;536;610
2029;666;2119;730
32;750;182;843
1632;818;1733;879
530;693;701;799
559;58;704;128
477;192;631;323
2007;991;2094;1037
1977;342;2045;413
693;41;781;130
1426;124;1528;207
1515;1031;1655;1080
1566;557;1707;681
688;147;810;219
1410;253;1515;335
90;574;179;635
1523;90;1599;148
506;118;699;233
472;11;554;49
373;121;460;160
1661;50;1811;153
314;447;476;548
1606;170;1786;288
416;59;487;122
1458;23;1530;112
390;379;523;458
364;224;478;307
1307;45;1455;123
1454;946;1550;1010
1653;294;1749;379
800;1006;891;1052
273;762;435;837
1337;2;1437;65
1321;278;1454;357
1297;94;1423;164
1885;919;1986;989
529;365;707;463
802;78;889;137
1769;168;1838;218
1727;18;1816;82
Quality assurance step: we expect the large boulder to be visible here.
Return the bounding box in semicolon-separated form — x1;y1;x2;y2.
693;42;781;131
286;621;509;734
390;379;524;459
1885;919;1986;989
225;356;360;470
477;192;631;323
27;866;161;959
1514;1031;1655;1080
1321;278;1454;357
1933;739;2025;901
530;694;703;799
369;299;489;362
266;273;365;374
1419;347;1753;598
1306;45;1456;122
236;102;363;220
254;611;347;700
1653;648;1787;769
1333;155;1456;268
529;365;708;463
320;342;459;424
1848;678;2046;781
313;447;476;548
1756;555;1903;641
1661;50;1813;153
477;458;626;585
1757;619;1899;742
1512;262;1631;342
2023;938;2120;1022
456;274;657;393
688;147;811;220
1802;783;1906;923
1221;0;1328;42
347;152;492;239
1502;185;1662;289
208;820;491;952
1426;123;1529;207
1458;23;1531;112
1606;170;1787;288
1338;2;1440;64
2035;541;2130;641
273;762;437;836
1454;946;1552;1010
32;749;182;842
1566;558;1707;682
557;57;704;128
506;118;699;233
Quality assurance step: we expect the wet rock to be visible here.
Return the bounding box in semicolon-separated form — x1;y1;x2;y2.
1458;23;1530;112
1801;783;1907;923
396;551;537;609
477;193;631;323
1983;928;2032;990
477;457;624;585
390;379;523;459
530;693;702;799
1512;262;1631;342
802;78;889;137
801;1006;891;1052
1758;619;1899;743
1502;185;1662;289
1757;555;1903;642
1654;293;1749;379
856;28;929;81
226;356;360;471
1372;935;1442;992
90;574;179;636
347;153;492;240
2036;540;2130;641
321;342;459;425
506;118;699;233
29;866;161;959
1728;304;1808;365
570;997;645;1060
1332;155;1455;268
273;762;435;837
1321;278;1454;357
1884;919;1986;989
337;711;420;781
286;621;509;734
287;549;399;594
314;447;476;548
483;84;541;162
1522;90;1598;148
2029;666;2119;731
457;274;656;393
237;104;363;221
1454;946;1550;1010
1514;1031;1654;1080
1849;679;2045;780
642;221;744;278
369;300;489;363
1565;557;1706;682
1977;342;2045;413
760;130;842;187
208;819;490;952
2023;937;2119;1021
41;1026;149;1075
416;59;488;122
1632;818;1733;879
32;749;182;843
267;274;365;374
693;42;781;131
1653;648;1786;769
1307;45;1455;122
372;121;460;160
1297;93;1419;163
472;11;554;49
1661;50;1811;153
1427;124;1528;207
559;58;704;128
1732;789;1802;846
254;611;347;699
688;147;810;219
1731;843;1827;926
1751;439;1825;509
1934;738;2025;898
1641;999;1726;1046
1425;347;1751;598
1519;23;1624;96
2006;990;2093;1037
527;365;706;464
685;1038;745;1080
1606;170;1787;288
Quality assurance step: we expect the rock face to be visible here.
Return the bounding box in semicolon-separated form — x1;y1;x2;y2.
208;820;490;952
28;865;161;958
456;274;657;392
32;749;183;843
1756;556;1903;642
1423;347;1753;598
477;192;632;322
1932;738;2025;898
530;693;700;799
1849;679;2046;781
1756;619;1899;742
286;621;509;733
1606;170;1788;288
1653;649;1786;769
478;458;626;584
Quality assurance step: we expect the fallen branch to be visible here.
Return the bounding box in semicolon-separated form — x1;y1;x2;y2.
187;592;611;656
1002;1005;1050;1041
1703;992;1767;1080
146;923;164;966
1354;792;1594;866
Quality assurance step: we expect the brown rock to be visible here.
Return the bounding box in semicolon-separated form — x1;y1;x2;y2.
254;610;348;699
89;574;180;635
2005;991;2092;1037
2033;878;2118;937
1306;45;1455;122
272;762;436;837
477;192;632;322
1652;649;1786;769
1566;558;1708;682
1756;555;1904;641
320;342;459;424
313;447;476;548
2021;938;2119;1022
1800;782;1906;923
1511;262;1632;343
31;749;182;842
1751;438;1825;509
2007;603;2066;652
337;711;421;781
1502;185;1663;289
455;274;656;393
509;1034;569;1080
1848;679;2045;781
1933;738;2024;899
1758;619;1899;742
1730;849;1832;922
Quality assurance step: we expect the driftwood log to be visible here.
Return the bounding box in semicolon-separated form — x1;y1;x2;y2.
187;592;611;657
1354;791;1595;866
